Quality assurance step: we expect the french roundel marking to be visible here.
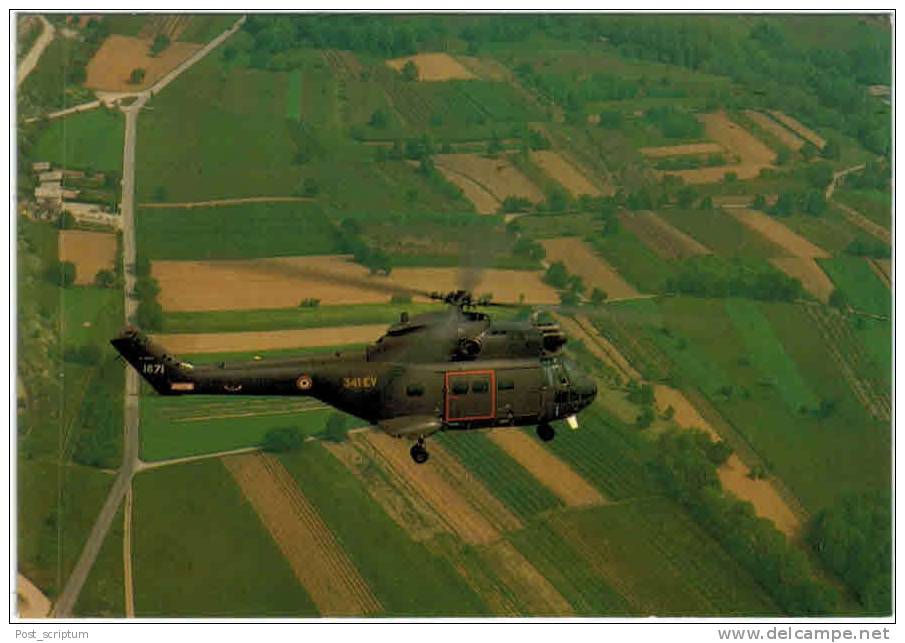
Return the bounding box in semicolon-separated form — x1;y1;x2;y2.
296;374;312;391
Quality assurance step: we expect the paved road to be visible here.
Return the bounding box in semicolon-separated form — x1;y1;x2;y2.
49;16;246;618
17;15;54;87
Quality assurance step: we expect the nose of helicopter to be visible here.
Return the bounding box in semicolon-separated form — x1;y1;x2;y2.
573;376;597;408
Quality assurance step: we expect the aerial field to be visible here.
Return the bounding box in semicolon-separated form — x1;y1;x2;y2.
730;209;831;258
639;142;725;158
530;150;603;197
658;112;776;184
618;212;710;260
58;230;117;284
743;110;804;150
386;52;476;81
541;238;642;299
84;35;201;92
767;110;826;148
33;108;124;173
433;153;545;204
151;325;386;354
152;255;557;311
132;460;318;617
658;210;784;258
769;258;834;302
224;453;382;616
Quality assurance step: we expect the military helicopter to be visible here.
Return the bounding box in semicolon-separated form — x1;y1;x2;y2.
111;276;597;464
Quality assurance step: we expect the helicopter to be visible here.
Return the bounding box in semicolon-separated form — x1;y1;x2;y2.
111;279;597;464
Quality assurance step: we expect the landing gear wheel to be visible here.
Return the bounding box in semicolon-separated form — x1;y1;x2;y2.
536;423;555;442
410;441;429;464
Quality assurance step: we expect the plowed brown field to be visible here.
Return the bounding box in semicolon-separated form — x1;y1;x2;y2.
541;238;641;299
385;53;475;81
153;255;558;311
530;150;602;197
223;453;381;616
435;167;501;214
363;431;503;545
487;429;607;507
58;229;117;285
768;111;826;148
433;154;545;203
150;325;386;354
619;212;711;260
769;258;834;302
730;209;830;258
85;35;201;92
743;110;804;150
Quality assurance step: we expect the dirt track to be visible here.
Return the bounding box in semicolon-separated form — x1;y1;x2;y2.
223;453;382;616
488;429;607;507
541;238;641;300
17;574;51;618
151;325;386;354
58;229;117;285
731;209;830;258
140;196;313;209
385;52;475;81
153;256;558;311
85;35;201;92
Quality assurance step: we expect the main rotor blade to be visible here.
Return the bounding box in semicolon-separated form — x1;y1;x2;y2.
225;258;435;300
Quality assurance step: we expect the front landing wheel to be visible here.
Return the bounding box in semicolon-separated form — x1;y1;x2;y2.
536;423;555;442
410;442;429;464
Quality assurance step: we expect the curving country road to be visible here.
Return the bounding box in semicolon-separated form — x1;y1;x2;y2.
17;15;54;87
49;15;247;618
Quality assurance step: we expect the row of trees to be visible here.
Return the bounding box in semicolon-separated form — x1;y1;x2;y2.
653;428;840;614
665;256;805;302
335;218;392;275
133;257;164;331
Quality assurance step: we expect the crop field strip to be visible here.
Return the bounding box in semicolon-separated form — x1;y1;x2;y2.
802;306;890;422
223;453;382;616
541;238;643;300
743;110;804;150
530;150;603;197
766;110;826;148
618;211;711;260
730;209;831;258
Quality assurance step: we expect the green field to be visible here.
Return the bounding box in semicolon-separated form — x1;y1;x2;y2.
73;506;123;617
33;109;124;173
435;431;563;521
164;302;437;334
586;228;676;293
835;188;891;230
724;299;819;413
659;210;785;258
139;395;341;461
820;257;890;317
280;443;489;616
179;15;237;44
132;460;318;616
136;202;340;260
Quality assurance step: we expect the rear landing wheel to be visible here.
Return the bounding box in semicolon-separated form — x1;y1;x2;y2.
536;423;555;442
410;442;429;464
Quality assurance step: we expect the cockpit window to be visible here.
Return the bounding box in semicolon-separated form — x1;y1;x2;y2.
543;358;571;387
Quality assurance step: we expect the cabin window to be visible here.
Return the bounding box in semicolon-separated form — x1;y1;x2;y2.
451;380;469;395
406;383;424;397
497;378;515;391
471;380;489;394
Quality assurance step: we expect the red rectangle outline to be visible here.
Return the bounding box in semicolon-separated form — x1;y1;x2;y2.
444;369;496;422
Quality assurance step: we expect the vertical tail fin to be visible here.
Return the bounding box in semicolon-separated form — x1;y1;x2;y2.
110;326;191;395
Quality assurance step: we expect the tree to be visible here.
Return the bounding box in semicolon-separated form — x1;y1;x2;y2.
590;287;608;305
261;427;304;452
401;60;419;81
828;288;848;310
94;269;116;288
56;210;75;229
800;141;818;160
48;261;76;288
753;194;767;210
150;33;171;56
368;108;388;129
676;186;696;208
135;299;164;331
129;68;146;85
821;138;841;160
322;414;349;442
544;261;570;289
